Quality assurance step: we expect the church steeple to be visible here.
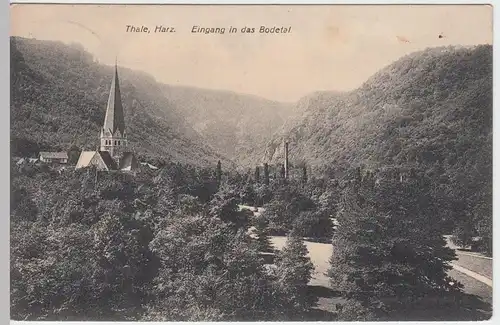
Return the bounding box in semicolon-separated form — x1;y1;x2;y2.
100;61;127;158
102;60;125;136
76;59;138;172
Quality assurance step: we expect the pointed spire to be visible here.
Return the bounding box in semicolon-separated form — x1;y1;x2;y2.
102;61;125;136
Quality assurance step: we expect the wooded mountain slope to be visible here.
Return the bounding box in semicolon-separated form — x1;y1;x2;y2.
265;45;492;235
11;37;303;169
162;86;299;168
265;45;492;174
10;37;230;167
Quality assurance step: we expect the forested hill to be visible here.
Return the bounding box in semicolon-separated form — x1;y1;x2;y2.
265;44;492;232
266;45;492;173
10;37;304;169
10;37;231;167
161;86;298;168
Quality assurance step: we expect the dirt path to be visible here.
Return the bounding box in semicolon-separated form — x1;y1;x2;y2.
451;264;492;287
454;251;493;279
271;236;493;300
444;235;493;293
258;209;492;310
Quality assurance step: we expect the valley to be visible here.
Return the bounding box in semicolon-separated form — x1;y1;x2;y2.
9;36;493;322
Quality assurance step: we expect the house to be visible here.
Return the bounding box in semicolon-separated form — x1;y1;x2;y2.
75;62;138;172
16;158;26;165
39;152;68;164
16;157;40;165
140;162;159;170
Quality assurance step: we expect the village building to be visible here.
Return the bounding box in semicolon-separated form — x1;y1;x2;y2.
39;152;68;164
76;62;138;171
16;157;40;165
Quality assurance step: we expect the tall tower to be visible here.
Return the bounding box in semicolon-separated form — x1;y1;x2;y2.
100;62;127;158
263;163;269;185
284;141;289;179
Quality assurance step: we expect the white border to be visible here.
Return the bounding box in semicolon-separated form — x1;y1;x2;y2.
6;0;498;3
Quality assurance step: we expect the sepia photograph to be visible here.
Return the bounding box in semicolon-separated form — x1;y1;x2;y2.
9;3;493;322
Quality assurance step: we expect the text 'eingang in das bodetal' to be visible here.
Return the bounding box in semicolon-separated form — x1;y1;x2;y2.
125;25;292;34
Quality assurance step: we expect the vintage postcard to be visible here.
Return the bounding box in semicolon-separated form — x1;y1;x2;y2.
10;3;492;322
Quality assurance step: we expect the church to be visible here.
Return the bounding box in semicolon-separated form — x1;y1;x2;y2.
76;62;138;171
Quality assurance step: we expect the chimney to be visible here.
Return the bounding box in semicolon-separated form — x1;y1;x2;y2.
284;141;289;179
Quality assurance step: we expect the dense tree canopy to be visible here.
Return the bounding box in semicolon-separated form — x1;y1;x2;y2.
10;161;320;321
328;168;463;320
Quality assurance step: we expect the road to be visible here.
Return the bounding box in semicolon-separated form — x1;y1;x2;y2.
246;205;492;308
450;251;492;304
270;236;493;303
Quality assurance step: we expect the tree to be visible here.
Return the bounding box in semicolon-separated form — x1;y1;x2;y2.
146;216;280;321
91;212;157;315
10;222;97;320
328;168;461;319
10;186;38;222
451;219;475;248
209;185;249;231
292;210;333;240
447;154;492;255
263;163;270;185
67;144;81;165
216;160;222;189
254;184;272;207
13;158;338;321
261;184;316;235
10;210;156;321
240;183;256;206
272;232;315;318
253;215;274;253
254;166;260;183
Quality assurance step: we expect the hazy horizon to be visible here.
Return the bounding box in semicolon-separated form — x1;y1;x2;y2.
10;4;492;102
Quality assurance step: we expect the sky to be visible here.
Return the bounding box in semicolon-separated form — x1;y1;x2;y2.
10;4;493;102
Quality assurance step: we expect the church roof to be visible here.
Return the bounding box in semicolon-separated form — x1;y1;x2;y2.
102;63;125;135
98;151;118;170
75;151;118;171
119;152;138;171
75;151;97;169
